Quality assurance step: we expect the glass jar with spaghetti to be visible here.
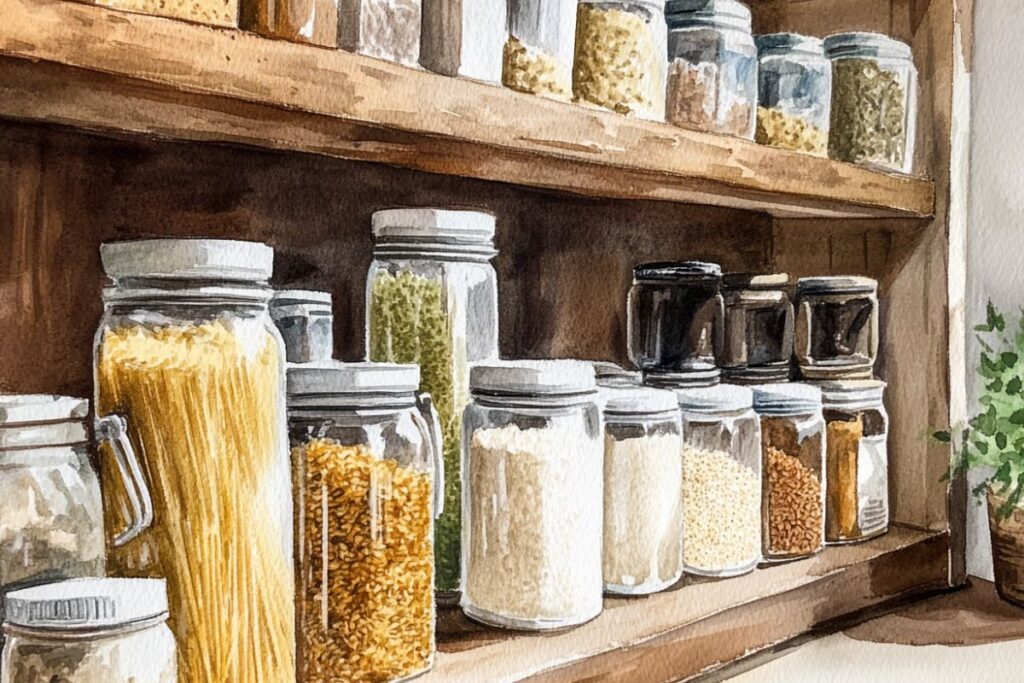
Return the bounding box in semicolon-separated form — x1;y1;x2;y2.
287;361;443;682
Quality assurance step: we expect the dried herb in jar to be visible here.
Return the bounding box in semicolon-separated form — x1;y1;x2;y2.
756;107;827;156
503;36;572;99
829;58;907;169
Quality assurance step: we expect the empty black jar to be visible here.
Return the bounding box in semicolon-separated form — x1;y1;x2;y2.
721;273;794;384
628;261;723;386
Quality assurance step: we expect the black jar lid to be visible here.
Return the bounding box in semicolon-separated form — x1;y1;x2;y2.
633;261;722;284
796;276;877;295
722;272;790;291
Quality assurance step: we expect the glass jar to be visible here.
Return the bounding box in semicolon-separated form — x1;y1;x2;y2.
270;289;334;363
601;386;683;595
816;379;889;543
753;384;825;562
673;384;761;576
592;361;642;388
421;0;507;82
95;239;294;683
665;0;756;138
572;0;667;120
794;276;879;380
628;261;724;387
287;362;443;682
240;0;338;47
504;0;577;99
721;273;794;384
756;33;831;156
825;32;918;173
462;361;603;630
2;578;176;683
339;0;423;66
367;208;499;604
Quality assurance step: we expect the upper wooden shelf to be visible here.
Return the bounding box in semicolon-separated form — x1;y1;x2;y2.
0;0;934;219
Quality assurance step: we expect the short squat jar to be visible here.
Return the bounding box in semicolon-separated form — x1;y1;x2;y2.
756;33;832;155
270;289;334;363
601;386;684;595
826;32;918;173
754;384;825;563
794;276;879;380
2;578;175;683
628;261;724;387
816;379;889;544
673;384;761;577
462;361;603;630
665;0;757;138
721;273;794;384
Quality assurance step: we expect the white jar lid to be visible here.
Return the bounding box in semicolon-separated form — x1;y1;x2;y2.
813;379;886;409
101;239;273;282
372;208;496;246
471;360;596;396
666;0;752;31
825;32;912;61
673;383;753;413
602;385;679;415
756;33;824;58
796;276;877;295
753;383;822;415
0;394;88;425
287;361;420;398
5;579;169;630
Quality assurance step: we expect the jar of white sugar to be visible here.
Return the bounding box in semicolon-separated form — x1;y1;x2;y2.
462;360;603;631
601;386;684;595
673;383;762;577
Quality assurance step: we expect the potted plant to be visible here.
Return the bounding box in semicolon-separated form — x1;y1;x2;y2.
935;302;1024;606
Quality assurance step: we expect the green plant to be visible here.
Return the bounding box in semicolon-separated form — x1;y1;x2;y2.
934;302;1024;519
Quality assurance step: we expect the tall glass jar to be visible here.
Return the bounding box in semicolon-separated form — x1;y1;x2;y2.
601;386;683;595
366;208;499;605
816;379;889;543
825;32;918;173
270;289;334;363
504;0;577;100
756;34;831;155
721;272;794;384
95;239;294;683
672;383;761;576
794;276;878;380
339;0;423;66
287;362;443;682
462;361;603;630
753;384;825;562
665;0;757;138
572;0;667;120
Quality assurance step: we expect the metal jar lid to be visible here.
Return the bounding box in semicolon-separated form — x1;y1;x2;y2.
813;379;886;410
372;208;496;248
752;383;822;415
602;385;680;416
287;361;420;406
824;32;913;61
101;239;273;283
666;0;752;32
470;360;597;397
5;578;169;631
633;261;723;284
796;276;877;296
756;33;825;58
672;383;753;414
0;394;90;450
722;272;790;291
270;290;333;318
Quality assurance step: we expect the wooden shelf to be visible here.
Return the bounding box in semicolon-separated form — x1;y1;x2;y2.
428;526;951;682
0;0;933;219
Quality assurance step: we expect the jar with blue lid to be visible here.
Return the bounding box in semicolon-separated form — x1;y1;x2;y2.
755;33;832;156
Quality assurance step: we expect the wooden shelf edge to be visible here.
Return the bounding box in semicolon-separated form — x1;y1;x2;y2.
428;526;950;683
0;0;935;219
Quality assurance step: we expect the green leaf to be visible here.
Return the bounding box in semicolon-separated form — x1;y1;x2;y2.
974;440;991;455
1008;377;1022;395
933;430;951;443
989;378;1005;393
1010;409;1024;425
1002;352;1019;368
997;432;1009;449
989;301;1007;332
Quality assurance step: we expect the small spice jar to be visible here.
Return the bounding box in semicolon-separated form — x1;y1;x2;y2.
721;273;794;384
794;276;879;380
240;0;338;47
339;0;423;66
672;384;761;576
601;386;684;595
592;361;642;388
270;289;334;363
287;361;443;682
665;0;757;138
754;384;825;562
756;34;832;156
2;578;176;683
628;261;724;387
572;0;668;120
462;360;603;630
422;0;507;82
816;379;889;544
825;32;918;173
504;0;577;100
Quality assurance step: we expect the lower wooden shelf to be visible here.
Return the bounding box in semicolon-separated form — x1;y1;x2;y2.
429;525;951;682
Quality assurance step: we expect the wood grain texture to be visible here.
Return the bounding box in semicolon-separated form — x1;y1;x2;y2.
0;0;935;218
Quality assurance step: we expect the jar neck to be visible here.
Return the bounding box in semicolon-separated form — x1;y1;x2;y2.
104;277;272;307
3;613;169;642
472;391;597;410
373;243;496;263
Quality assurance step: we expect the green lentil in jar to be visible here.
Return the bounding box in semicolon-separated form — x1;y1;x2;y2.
828;58;908;170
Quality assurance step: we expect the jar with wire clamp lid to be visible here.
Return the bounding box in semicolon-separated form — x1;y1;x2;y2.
721;272;794;384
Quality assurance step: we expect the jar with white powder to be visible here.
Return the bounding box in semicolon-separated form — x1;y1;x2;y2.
602;386;684;595
462;360;603;630
673;383;762;577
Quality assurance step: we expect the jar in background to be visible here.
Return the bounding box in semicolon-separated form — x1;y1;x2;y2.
339;0;422;66
270;289;334;364
240;0;338;47
96;239;294;683
673;384;761;576
462;361;603;630
2;578;175;683
288;362;443;682
504;0;577;99
367;208;499;604
601;386;683;595
592;361;642;388
816;379;889;544
756;33;831;156
794;276;878;380
754;384;825;562
665;0;757;138
721;273;794;384
826;32;918;173
628;261;724;387
572;0;667;120
422;0;507;82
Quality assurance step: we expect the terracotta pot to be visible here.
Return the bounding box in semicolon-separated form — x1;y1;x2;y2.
988;491;1024;607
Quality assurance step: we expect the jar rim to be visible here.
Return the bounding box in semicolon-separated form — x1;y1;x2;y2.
0;394;89;426
666;0;751;32
601;385;680;415
471;360;597;397
824;32;912;61
101;238;273;283
756;33;824;57
796;275;877;295
102;283;273;305
633;261;722;284
722;272;790;291
287;361;420;398
4;579;169;632
813;379;886;408
752;382;822;414
669;383;753;413
372;208;496;249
